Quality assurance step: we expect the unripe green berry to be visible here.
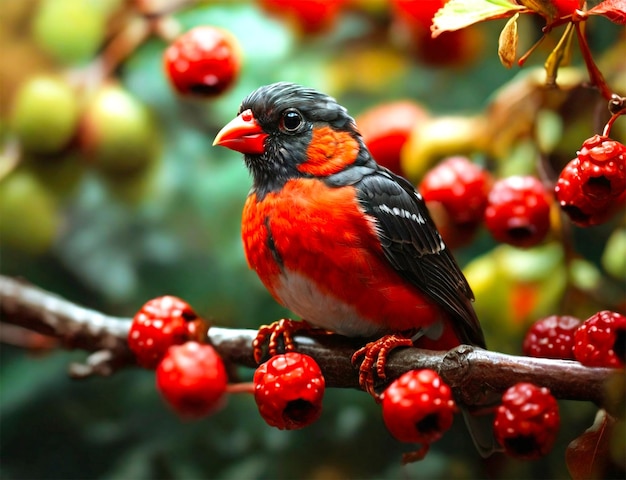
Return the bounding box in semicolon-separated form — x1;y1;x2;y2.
80;84;159;176
10;75;79;154
33;0;108;65
0;169;60;254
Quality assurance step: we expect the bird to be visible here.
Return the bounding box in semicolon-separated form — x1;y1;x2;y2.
213;81;487;413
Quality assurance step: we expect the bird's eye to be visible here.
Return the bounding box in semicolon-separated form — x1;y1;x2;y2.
280;109;303;133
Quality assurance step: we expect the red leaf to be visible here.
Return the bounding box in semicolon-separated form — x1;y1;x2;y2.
586;0;626;24
566;410;620;480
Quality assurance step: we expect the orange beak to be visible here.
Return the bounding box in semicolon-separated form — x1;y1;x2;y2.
213;109;267;155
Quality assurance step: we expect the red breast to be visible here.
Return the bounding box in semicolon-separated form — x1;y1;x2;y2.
243;176;451;341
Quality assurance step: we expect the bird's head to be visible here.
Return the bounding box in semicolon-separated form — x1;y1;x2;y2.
213;82;366;193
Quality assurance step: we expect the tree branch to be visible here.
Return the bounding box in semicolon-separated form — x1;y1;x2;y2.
0;275;617;407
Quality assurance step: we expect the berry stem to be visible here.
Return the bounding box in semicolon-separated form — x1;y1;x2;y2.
226;382;255;395
574;21;612;101
402;444;430;464
602;100;626;137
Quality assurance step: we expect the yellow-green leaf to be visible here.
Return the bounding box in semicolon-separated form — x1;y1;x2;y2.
432;0;526;37
544;22;575;86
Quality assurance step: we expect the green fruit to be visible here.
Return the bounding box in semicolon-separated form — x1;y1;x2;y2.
0;169;60;254
81;84;159;176
32;0;107;65
10;75;80;154
464;243;567;353
401;115;487;182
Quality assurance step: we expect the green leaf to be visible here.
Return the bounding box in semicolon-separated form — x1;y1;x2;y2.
544;21;575;87
432;0;526;37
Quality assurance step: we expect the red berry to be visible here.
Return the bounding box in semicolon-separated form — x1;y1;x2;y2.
253;352;325;430
381;369;457;445
555;135;626;227
258;0;348;34
485;175;552;248
573;310;626;368
392;0;442;28
420;156;492;226
494;383;560;459
522;315;582;360
128;296;202;369
552;0;581;17
156;342;228;418
357;100;429;176
163;26;241;97
391;0;483;67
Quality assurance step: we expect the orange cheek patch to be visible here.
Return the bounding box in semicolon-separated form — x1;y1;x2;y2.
298;126;360;177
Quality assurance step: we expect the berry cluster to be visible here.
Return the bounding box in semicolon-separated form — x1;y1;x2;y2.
493;382;560;459
523;310;626;368
415;132;625;253
555;135;626;227
418;158;553;249
129;300;329;427
128;297;227;417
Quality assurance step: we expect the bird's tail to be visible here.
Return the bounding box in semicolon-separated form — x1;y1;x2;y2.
462;407;503;458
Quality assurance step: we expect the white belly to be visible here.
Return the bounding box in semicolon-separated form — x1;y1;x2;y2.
274;268;387;338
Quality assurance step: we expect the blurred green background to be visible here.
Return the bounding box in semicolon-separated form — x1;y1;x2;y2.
1;0;624;478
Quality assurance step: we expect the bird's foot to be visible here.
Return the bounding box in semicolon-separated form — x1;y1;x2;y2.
252;318;320;363
351;333;414;399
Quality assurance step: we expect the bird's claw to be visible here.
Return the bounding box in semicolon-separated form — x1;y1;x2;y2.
351;333;414;399
252;318;313;363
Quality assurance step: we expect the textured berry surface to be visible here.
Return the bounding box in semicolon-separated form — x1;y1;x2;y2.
164;26;241;97
485;175;552;248
156;342;228;417
555;135;626;227
253;352;325;430
420;156;492;226
381;369;457;445
128;296;201;369
494;382;560;459
522;315;582;360
573;310;626;367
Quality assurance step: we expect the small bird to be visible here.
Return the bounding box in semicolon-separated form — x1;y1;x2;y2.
213;82;485;396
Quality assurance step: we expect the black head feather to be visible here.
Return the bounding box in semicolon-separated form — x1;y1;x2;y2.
237;83;361;196
240;82;356;133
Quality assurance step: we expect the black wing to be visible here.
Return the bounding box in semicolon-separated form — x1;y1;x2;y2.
356;167;485;348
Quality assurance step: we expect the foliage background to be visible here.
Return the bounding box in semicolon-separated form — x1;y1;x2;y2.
0;0;624;478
